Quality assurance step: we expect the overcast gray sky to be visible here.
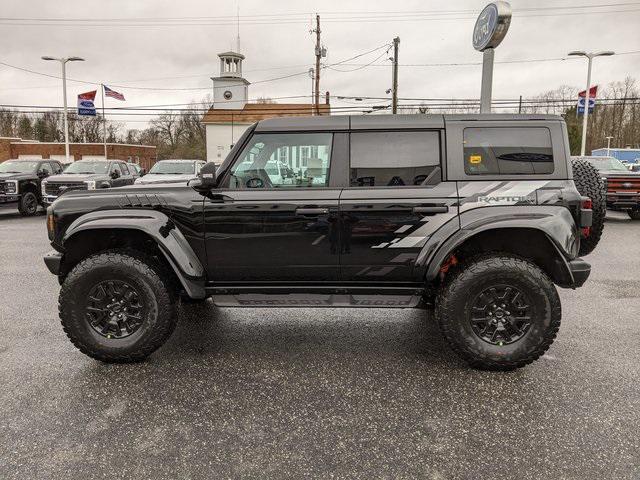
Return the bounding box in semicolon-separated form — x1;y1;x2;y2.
1;0;639;128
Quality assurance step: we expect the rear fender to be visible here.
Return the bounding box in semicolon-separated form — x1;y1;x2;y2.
418;206;580;286
63;209;206;298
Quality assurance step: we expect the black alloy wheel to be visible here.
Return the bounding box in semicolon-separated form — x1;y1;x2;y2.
86;280;145;339
19;192;38;216
469;285;532;346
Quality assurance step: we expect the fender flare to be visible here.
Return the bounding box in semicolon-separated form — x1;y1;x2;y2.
417;206;580;286
63;209;206;298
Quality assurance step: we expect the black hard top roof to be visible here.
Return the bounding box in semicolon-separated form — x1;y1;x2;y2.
254;113;563;132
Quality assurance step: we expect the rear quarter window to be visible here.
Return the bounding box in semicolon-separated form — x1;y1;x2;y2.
463;127;554;175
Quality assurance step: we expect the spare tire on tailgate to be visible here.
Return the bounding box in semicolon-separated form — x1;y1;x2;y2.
571;158;606;256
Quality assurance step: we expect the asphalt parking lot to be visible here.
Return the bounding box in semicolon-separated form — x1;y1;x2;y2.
0;208;638;479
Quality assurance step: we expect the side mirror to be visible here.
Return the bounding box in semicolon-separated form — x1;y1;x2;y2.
110;170;120;179
190;162;218;193
38;171;48;178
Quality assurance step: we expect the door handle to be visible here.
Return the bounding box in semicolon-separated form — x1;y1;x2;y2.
207;194;235;203
296;207;329;216
412;206;449;214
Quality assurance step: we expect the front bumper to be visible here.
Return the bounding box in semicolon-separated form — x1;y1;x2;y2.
606;192;640;209
0;194;20;205
568;258;591;288
43;250;62;275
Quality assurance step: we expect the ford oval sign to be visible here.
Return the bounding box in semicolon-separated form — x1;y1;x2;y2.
473;2;512;51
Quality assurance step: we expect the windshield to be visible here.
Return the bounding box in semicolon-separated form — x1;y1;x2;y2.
585;157;629;172
0;160;38;174
148;161;195;175
63;161;110;174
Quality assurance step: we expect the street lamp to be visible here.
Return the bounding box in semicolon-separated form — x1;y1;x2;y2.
605;135;614;156
41;56;85;163
568;50;614;156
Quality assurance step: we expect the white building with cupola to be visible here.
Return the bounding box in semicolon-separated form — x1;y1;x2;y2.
203;50;330;164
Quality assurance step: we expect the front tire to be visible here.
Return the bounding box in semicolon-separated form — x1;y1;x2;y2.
436;255;561;370
628;209;640;220
18;192;39;216
59;250;178;362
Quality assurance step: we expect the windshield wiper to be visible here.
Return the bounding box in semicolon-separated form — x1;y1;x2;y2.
2;171;22;173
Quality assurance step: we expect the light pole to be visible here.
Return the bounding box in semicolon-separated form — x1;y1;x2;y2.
568;50;614;156
605;135;614;156
41;56;85;162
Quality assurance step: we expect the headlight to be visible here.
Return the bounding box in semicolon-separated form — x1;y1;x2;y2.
5;180;17;194
84;180;96;190
41;181;47;195
46;208;56;240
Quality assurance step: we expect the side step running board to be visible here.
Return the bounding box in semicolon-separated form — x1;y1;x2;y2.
212;293;423;308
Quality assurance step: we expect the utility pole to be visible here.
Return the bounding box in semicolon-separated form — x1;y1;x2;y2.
392;37;400;114
313;15;321;115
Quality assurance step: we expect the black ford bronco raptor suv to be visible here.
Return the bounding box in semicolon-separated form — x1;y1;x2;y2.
43;114;602;370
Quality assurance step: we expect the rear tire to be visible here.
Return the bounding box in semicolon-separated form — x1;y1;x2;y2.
571;158;606;256
436;255;561;370
18;192;39;216
58;250;178;362
628;209;640;220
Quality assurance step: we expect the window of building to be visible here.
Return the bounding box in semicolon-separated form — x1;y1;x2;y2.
463;127;554;175
227;132;333;189
350;131;441;187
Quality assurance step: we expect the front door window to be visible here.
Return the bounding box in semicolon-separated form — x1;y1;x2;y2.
225;133;333;189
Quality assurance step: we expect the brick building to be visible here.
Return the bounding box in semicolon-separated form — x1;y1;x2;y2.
0;137;158;171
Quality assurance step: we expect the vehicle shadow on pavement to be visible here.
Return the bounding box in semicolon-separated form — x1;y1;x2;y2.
157;301;460;369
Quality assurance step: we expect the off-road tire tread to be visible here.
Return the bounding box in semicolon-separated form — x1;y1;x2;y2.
571;158;606;256
58;249;177;362
436;254;561;371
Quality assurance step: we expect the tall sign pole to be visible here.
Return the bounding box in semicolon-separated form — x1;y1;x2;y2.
473;2;512;113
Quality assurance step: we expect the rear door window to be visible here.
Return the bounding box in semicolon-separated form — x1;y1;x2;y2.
463;127;554;175
350;131;441;187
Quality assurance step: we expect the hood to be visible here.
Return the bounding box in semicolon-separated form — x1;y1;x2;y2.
135;173;195;184
46;173;111;182
0;172;37;181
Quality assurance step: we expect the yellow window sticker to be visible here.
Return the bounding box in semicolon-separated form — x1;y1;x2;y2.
469;155;482;164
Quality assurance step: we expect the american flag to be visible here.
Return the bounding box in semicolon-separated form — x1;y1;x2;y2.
103;85;125;101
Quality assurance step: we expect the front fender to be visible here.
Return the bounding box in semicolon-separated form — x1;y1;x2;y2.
63;209;206;298
418;206;580;284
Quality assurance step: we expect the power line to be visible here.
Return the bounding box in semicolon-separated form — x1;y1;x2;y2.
1;3;639;24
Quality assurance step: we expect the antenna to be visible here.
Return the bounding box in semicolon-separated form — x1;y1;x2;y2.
236;4;241;52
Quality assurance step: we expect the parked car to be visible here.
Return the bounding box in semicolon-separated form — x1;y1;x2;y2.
127;163;145;180
576;155;640;220
44;114;598;370
41;159;136;205
0;159;63;216
134;159;205;185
